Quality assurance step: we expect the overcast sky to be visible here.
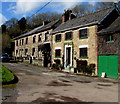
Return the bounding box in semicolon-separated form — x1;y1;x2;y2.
0;0;118;25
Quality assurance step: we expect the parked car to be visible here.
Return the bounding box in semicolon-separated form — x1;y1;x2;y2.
0;54;10;62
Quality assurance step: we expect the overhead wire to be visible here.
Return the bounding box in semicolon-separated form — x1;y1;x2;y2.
30;0;52;18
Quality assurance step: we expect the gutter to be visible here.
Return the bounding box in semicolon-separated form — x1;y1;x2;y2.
51;21;98;34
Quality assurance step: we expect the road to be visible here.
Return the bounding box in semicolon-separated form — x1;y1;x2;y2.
1;62;118;103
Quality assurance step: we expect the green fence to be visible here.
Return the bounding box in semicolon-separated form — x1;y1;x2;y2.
98;55;118;79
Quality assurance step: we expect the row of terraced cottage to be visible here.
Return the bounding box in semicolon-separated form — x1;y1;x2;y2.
14;5;120;79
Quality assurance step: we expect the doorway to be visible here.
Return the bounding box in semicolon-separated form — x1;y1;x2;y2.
64;45;72;69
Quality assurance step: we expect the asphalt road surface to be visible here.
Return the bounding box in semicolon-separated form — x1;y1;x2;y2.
1;62;118;103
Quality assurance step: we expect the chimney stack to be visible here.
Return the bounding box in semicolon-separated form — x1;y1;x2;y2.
62;10;76;23
43;21;50;26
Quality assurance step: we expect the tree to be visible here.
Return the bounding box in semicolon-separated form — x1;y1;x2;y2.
1;25;6;33
4;18;18;28
18;17;26;31
2;33;11;53
71;4;94;17
95;2;114;11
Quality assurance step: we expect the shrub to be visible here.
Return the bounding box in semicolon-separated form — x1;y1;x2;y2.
51;63;62;70
86;64;95;75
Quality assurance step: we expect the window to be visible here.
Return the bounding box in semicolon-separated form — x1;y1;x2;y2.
55;34;61;42
38;34;42;42
79;29;88;38
25;49;28;55
19;40;21;46
32;48;35;56
25;38;28;44
33;36;36;43
55;49;61;57
22;39;24;45
45;32;49;41
16;50;18;55
106;35;113;42
79;47;88;58
65;32;72;40
16;40;18;46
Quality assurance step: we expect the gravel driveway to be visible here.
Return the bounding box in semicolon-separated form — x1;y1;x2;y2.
1;62;118;103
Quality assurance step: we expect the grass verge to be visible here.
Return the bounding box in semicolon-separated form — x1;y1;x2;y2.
0;64;14;84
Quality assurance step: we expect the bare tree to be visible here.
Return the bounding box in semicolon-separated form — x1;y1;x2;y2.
71;4;94;17
95;2;114;11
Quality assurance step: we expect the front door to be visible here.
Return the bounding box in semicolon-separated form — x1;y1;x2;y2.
64;45;72;69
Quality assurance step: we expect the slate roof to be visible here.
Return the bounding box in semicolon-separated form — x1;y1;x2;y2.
97;16;120;35
36;19;60;33
14;25;43;39
52;7;114;34
14;19;60;39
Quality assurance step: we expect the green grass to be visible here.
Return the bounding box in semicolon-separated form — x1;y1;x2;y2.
0;64;14;83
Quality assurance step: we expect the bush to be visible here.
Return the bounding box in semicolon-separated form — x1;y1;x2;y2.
76;60;87;73
76;62;95;75
51;63;62;70
86;64;95;75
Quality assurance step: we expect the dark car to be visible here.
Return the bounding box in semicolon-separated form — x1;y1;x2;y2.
0;54;10;62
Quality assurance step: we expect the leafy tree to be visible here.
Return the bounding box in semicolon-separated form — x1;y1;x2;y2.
1;25;6;33
4;18;18;28
18;17;26;31
2;33;11;53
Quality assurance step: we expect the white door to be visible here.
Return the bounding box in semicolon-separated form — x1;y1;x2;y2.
64;45;72;69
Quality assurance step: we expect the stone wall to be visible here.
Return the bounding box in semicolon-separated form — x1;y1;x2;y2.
52;25;98;74
98;33;120;55
14;29;52;66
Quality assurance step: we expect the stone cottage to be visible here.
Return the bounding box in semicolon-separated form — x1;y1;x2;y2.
51;6;120;75
97;16;120;78
14;20;61;67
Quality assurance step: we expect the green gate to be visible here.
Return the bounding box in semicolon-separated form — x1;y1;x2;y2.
98;55;118;79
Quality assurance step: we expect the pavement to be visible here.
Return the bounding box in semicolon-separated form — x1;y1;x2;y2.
1;62;119;103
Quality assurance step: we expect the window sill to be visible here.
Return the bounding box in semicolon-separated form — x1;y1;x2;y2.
55;40;61;42
54;57;61;58
79;37;88;39
79;57;88;59
65;39;72;41
106;41;114;43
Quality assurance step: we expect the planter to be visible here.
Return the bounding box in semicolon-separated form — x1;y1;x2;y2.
70;68;74;73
